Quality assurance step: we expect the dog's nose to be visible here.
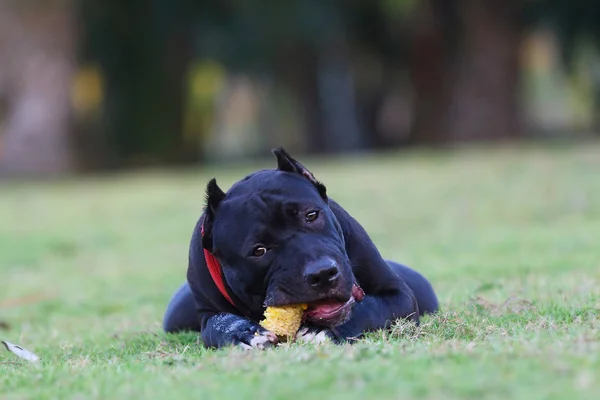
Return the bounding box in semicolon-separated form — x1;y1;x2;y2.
304;259;340;290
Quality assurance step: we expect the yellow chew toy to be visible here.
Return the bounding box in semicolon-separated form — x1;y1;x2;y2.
260;304;308;340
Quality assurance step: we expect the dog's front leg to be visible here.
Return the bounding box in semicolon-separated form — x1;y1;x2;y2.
201;313;279;350
330;287;419;342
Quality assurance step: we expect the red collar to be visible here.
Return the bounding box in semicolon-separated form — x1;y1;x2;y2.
201;224;236;308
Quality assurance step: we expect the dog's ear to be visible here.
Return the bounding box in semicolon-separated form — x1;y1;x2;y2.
202;178;226;251
272;147;327;200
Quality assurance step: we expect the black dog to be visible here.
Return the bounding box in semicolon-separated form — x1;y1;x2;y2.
162;148;438;349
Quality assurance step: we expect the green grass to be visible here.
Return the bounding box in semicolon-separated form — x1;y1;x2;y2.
1;141;599;399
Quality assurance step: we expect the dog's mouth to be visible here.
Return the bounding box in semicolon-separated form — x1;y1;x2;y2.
304;297;354;322
302;284;365;326
263;283;365;327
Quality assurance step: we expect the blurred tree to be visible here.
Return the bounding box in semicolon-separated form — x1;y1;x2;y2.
0;0;77;176
72;0;600;169
408;0;524;145
529;0;600;132
407;0;600;144
193;0;412;153
193;0;365;154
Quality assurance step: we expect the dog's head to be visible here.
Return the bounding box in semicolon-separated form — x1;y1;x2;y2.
201;148;356;327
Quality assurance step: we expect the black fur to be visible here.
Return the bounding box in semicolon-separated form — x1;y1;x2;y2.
163;147;439;349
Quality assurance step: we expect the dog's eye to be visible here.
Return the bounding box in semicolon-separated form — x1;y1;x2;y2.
305;210;319;222
252;246;267;257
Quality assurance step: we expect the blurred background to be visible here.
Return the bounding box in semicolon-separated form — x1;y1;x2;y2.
0;0;599;177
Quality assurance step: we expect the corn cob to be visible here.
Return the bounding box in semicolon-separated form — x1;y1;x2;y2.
260;304;308;340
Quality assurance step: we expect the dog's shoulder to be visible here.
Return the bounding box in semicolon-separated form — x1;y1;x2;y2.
327;198;406;294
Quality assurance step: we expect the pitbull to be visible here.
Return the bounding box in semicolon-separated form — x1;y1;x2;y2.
162;147;438;349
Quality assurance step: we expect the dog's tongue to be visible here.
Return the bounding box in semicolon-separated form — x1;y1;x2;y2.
305;300;347;319
310;300;345;313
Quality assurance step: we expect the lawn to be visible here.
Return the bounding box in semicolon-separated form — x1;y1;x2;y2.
1;141;599;400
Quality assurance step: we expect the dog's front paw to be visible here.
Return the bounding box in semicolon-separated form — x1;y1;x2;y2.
233;321;279;351
239;327;279;351
204;314;279;350
295;326;336;345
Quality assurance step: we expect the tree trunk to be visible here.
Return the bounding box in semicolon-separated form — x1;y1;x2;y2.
276;40;365;155
276;46;325;154
409;0;524;145
0;0;77;176
297;64;326;154
408;0;456;144
316;35;365;153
